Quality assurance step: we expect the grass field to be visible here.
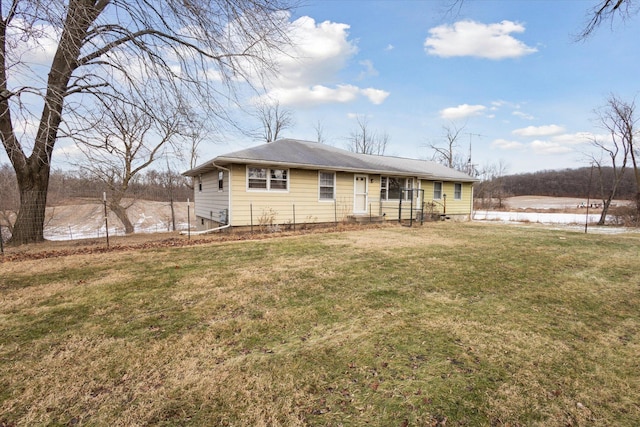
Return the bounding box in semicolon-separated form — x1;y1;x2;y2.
1;222;639;426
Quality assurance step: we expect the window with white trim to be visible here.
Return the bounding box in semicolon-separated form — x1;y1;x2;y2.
433;181;443;199
247;166;289;191
218;171;224;191
319;171;335;200
380;177;413;200
454;183;462;200
198;175;202;192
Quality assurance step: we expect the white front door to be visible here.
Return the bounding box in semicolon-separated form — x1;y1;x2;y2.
354;175;368;213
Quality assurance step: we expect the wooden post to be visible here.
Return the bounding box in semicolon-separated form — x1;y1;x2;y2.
187;198;191;240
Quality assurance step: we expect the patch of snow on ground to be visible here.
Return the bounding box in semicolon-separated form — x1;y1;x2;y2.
473;210;602;225
473;210;639;234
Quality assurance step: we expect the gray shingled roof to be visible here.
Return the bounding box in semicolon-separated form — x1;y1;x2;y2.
183;138;478;182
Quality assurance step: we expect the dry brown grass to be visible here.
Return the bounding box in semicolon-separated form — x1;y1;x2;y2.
1;222;639;426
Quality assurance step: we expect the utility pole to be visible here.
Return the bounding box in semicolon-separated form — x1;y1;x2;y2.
465;133;484;176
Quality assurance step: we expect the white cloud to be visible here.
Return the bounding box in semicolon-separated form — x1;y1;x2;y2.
385;44;394;51
265;84;389;108
551;132;593;145
424;20;537;60
512;124;565;137
531;140;573;154
358;60;379;80
261;16;388;107
492;139;524;150
512;111;535;120
361;88;390;104
440;104;486;120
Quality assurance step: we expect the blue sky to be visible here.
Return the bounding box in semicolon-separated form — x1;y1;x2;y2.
3;1;639;176
216;0;640;174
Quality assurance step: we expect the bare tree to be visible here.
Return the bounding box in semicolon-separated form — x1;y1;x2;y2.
253;100;294;143
590;95;639;224
347;115;389;155
75;95;186;234
1;0;295;244
314;119;327;144
449;0;638;40
578;0;639;40
476;159;510;209
428;122;466;170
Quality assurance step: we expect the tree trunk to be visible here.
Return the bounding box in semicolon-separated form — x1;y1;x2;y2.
169;198;176;232
109;202;135;234
598;198;612;225
9;165;50;245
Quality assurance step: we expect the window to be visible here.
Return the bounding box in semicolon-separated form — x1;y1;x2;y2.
198;175;202;192
433;182;442;199
247;166;288;191
248;167;267;189
270;168;288;189
319;172;335;200
454;183;462;200
380;177;412;200
218;171;224;191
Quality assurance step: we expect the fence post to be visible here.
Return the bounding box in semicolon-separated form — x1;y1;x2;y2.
187;198;191;240
250;202;254;233
103;192;110;249
0;224;4;256
293;202;296;231
334;199;337;225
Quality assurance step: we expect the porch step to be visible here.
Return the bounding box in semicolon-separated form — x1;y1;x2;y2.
347;215;385;224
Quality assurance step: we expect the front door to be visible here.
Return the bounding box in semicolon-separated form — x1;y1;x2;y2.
354;175;368;214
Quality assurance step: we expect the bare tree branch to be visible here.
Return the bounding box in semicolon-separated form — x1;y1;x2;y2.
253;99;294;142
346;115;389;155
1;0;297;244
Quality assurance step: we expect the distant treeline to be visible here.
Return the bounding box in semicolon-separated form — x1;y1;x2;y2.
0;164;193;210
477;167;637;200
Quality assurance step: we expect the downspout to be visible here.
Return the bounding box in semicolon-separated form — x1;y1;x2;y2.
213;162;232;227
470;183;474;221
181;223;231;235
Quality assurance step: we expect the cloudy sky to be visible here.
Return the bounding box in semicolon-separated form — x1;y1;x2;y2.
221;0;640;174
3;0;639;176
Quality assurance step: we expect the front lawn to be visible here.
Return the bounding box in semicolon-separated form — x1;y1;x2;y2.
1;223;639;426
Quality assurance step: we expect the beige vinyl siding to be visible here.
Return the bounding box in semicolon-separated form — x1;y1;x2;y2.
421;180;473;217
194;169;229;225
229;165;378;226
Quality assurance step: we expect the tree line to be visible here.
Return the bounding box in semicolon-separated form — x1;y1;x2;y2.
0;164;192;211
476;166;638;201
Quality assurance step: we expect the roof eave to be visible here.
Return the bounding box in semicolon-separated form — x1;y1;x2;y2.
214;156;437;179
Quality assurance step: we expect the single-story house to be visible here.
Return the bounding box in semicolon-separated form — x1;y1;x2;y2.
183;138;479;230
